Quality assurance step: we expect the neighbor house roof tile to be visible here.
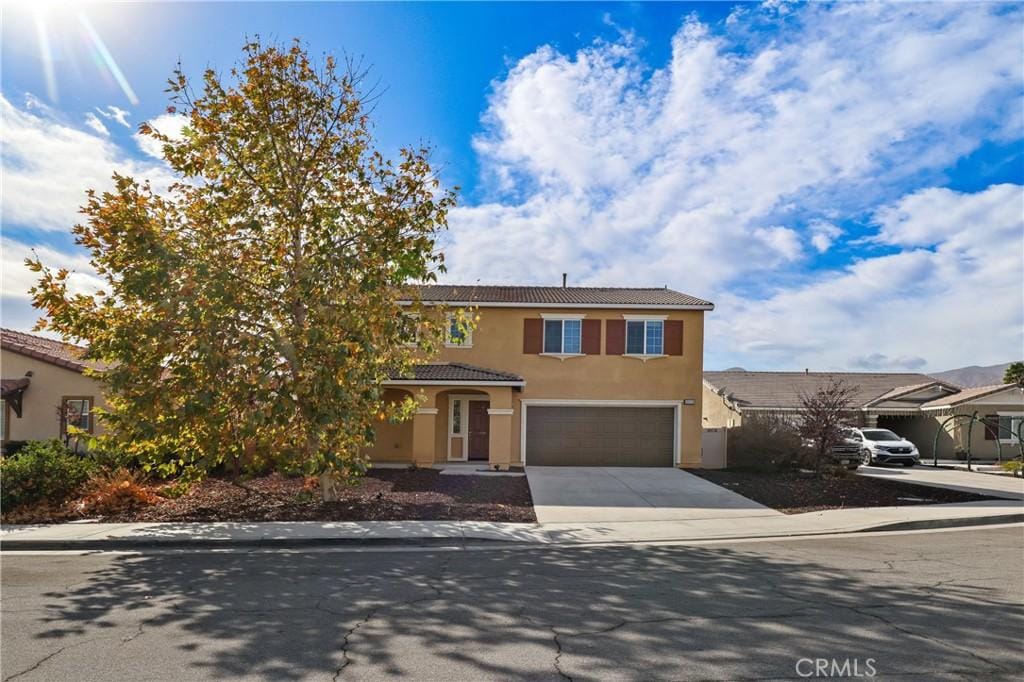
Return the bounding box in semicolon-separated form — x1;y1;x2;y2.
703;371;952;410
921;383;1019;408
0;328;104;374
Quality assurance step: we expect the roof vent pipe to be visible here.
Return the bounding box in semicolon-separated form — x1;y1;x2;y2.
562;273;567;288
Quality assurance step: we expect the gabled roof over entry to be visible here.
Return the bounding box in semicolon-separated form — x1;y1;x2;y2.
921;383;1021;409
387;362;525;386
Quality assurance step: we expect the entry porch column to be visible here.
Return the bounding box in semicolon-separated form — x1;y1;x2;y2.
486;387;514;470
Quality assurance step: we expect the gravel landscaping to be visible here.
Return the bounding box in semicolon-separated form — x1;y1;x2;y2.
2;469;536;524
689;468;1003;514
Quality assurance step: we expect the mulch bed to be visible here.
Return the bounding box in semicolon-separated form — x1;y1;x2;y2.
689;468;1003;514
3;469;536;524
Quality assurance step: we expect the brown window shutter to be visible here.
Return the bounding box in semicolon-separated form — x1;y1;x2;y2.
606;320;625;354
581;319;601;355
664;320;683;356
984;415;998;440
523;318;543;354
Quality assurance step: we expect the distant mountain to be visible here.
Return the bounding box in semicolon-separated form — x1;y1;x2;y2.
932;362;1015;388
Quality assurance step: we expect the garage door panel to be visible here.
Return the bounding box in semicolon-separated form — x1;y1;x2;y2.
526;406;675;467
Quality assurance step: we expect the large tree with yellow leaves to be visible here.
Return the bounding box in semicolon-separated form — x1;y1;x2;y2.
29;40;456;494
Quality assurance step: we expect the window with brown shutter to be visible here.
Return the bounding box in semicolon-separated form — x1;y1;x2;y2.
606;319;625;354
664;320;683;356
523;318;543;354
581;319;601;355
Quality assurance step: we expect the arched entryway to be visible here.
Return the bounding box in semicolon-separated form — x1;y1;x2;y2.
436;389;491;462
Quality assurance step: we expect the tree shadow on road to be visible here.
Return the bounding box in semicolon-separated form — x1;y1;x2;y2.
6;533;1024;680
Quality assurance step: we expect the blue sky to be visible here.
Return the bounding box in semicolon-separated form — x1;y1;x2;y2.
2;1;1022;372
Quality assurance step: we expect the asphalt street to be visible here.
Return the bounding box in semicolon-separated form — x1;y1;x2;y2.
2;526;1023;681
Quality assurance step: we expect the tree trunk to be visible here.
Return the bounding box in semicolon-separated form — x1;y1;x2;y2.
319;472;340;502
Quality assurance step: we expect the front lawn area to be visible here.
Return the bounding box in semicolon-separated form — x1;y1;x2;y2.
690;468;1002;514
2;469;536;524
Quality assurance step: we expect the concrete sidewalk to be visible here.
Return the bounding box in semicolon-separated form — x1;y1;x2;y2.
2;500;1021;550
858;465;1024;500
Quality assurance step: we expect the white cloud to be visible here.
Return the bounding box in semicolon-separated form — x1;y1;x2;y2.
716;183;1023;371
96;105;131;128
83;112;109;136
809;221;842;253
134;112;189;159
1;236;103;301
445;2;1022;369
0;94;176;232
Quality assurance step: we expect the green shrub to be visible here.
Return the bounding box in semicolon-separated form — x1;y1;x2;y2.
0;440;98;510
1000;460;1023;477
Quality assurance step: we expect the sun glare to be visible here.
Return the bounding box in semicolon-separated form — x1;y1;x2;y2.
8;0;139;105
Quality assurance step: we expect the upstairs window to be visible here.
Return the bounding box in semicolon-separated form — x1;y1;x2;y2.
446;314;473;347
543;319;582;354
626;319;663;355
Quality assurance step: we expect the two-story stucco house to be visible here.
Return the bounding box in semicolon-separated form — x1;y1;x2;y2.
367;285;713;469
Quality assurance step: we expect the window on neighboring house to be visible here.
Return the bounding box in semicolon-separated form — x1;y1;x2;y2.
61;397;93;436
401;313;420;345
998;414;1023;443
447;314;472;347
543;319;582;354
626;319;664;355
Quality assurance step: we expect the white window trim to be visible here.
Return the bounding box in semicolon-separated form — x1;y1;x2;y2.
446;394;491;461
540;313;586;320
622;317;665;356
445;313;473;348
995;411;1024;444
520;399;682;466
542;317;584;355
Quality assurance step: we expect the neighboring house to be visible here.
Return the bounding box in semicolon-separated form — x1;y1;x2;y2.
1;329;107;446
369;285;713;468
702;370;1024;460
920;384;1024;460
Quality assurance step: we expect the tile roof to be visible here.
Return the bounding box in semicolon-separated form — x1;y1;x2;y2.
388;362;524;384
0;329;103;373
407;285;713;308
922;383;1020;408
703;371;949;410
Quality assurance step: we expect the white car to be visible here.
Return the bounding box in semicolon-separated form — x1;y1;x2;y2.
849;428;920;467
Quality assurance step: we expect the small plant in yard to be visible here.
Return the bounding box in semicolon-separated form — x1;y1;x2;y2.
0;440;98;510
1000;460;1023;477
76;468;159;516
798;378;858;472
727;412;805;472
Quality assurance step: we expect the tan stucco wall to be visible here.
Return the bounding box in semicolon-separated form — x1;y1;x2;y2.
1;349;108;442
373;306;706;468
361;388;415;462
702;384;742;429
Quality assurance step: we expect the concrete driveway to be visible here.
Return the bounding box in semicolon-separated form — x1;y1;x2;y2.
526;466;781;524
858;465;1024;500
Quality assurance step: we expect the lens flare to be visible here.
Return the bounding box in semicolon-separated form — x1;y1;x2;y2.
32;8;58;102
76;12;139;106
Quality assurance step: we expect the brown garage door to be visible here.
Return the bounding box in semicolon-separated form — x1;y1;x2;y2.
526;406;675;466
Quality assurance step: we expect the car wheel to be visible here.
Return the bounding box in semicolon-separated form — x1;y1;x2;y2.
861;449;873;466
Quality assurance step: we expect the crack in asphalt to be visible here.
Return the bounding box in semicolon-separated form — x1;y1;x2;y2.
330;552;453;680
2;636;115;682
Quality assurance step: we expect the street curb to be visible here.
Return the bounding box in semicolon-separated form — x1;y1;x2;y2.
852;513;1024;534
0;535;521;552
2;515;1022;551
